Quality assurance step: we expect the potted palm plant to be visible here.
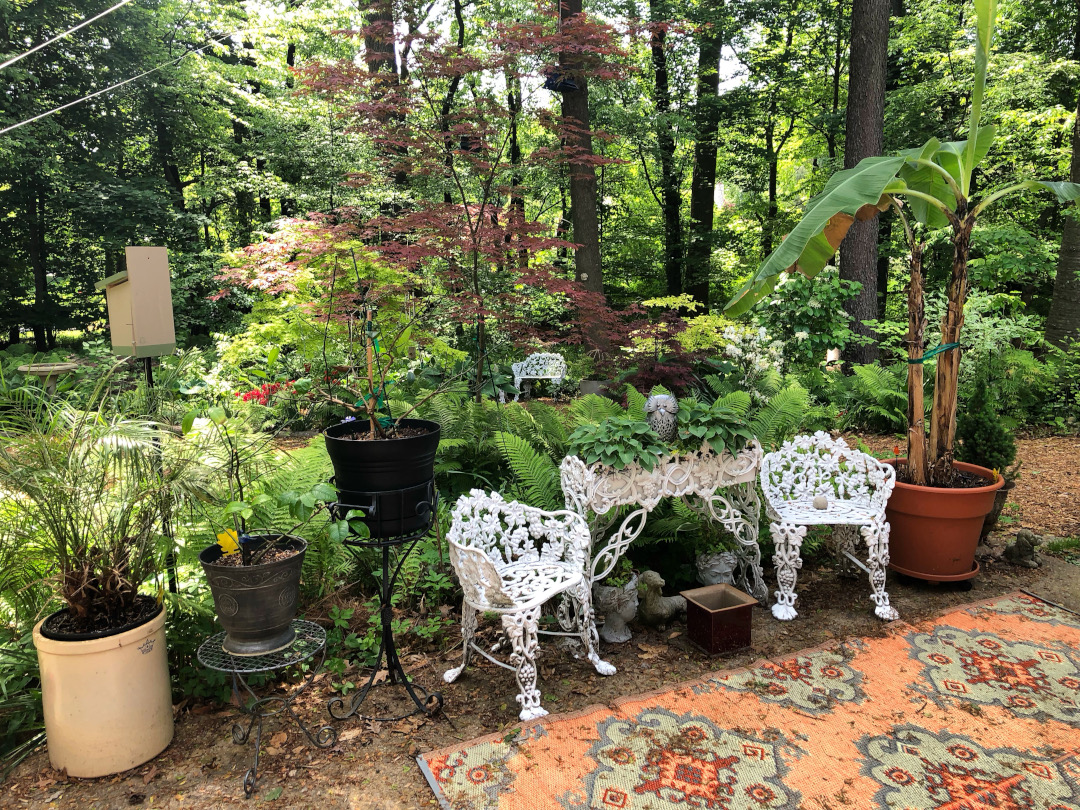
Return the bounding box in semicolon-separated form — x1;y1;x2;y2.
724;0;1079;582
0;376;196;777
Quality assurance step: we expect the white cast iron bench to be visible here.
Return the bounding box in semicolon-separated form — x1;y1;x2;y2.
443;490;614;721
501;352;568;403
760;432;898;622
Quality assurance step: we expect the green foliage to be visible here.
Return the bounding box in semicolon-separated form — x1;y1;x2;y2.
957;376;1017;473
674;399;755;457
0;632;44;778
829;364;910;432
755;268;867;370
567;417;670;471
495;432;563;512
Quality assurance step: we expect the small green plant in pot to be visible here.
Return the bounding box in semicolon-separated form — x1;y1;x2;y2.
567;398;754;473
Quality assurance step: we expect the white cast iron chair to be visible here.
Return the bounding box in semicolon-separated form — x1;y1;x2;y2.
443;490;615;721
760;432;898;622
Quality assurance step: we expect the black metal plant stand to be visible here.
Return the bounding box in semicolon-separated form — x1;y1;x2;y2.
327;480;445;722
198;621;336;799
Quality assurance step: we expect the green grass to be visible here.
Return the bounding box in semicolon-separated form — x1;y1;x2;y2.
1043;536;1080;565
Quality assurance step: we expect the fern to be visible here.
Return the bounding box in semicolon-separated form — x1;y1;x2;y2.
750;383;811;449
715;390;752;415
624;384;647;415
523;400;569;457
494;431;562;510
569;393;626;426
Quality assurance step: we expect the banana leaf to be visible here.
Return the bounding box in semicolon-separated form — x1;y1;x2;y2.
724;155;905;316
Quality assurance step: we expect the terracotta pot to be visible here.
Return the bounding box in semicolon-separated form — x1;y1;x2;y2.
33;606;173;777
885;459;1003;582
980;478;1016;540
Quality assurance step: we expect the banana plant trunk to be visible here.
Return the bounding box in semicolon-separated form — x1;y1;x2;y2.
928;210;974;482
905;240;927;486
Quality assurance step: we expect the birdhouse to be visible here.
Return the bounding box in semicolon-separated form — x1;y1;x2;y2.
94;247;176;358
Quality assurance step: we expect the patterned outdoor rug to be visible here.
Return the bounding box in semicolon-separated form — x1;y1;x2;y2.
418;592;1080;809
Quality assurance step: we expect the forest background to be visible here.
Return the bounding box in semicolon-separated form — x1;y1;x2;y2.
1;0;1078;431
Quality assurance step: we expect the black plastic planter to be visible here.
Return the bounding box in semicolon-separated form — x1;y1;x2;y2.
323;418;440;538
199;535;306;656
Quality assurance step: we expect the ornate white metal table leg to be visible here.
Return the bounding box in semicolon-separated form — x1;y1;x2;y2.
443;604;478;683
771;521;806;620
729;483;767;602
504;605;546;721
863;520;900;621
692;484;767;602
572;579;616;675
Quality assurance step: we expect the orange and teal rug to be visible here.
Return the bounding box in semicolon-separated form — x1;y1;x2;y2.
419;592;1080;809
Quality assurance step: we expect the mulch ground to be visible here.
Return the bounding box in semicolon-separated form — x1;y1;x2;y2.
5;433;1079;809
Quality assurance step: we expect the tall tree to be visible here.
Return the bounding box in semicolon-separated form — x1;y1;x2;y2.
1044;5;1080;349
559;0;604;299
685;5;724;309
648;1;683;296
838;0;889;364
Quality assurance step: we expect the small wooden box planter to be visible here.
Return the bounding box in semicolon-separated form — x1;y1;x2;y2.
680;584;756;655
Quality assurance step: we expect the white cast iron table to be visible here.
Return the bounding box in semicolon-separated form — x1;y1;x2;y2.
559;440;767;604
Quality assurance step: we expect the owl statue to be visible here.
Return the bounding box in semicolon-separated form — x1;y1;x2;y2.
643;393;679;443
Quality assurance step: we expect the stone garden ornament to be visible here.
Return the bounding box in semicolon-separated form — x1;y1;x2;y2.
643;393;679;443
760;432;898;622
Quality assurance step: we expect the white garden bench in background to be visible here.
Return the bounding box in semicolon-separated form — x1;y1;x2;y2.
501;352;568;403
760;432;898;622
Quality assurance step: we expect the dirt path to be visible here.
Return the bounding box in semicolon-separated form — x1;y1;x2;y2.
5;435;1079;810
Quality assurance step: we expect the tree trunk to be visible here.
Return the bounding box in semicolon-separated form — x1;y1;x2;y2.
826;0;846;161
928;212;973;479
559;0;603;297
838;0;889;365
876;210;891;317
905;240;927;485
28;187;48;351
764;119;777;257
649;0;683;296
1045;76;1080;348
686;23;723;310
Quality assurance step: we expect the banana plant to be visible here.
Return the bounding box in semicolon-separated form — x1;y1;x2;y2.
725;0;1080;486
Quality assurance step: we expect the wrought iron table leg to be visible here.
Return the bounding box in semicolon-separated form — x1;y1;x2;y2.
228;646;337;799
329;542;444;722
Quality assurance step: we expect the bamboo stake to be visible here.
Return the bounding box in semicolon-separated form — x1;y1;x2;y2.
366;308;376;436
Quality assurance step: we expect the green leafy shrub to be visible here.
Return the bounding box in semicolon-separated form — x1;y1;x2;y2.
567;417;670;471
957;376;1017;473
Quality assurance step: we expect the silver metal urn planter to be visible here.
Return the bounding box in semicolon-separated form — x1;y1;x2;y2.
199;534;307;656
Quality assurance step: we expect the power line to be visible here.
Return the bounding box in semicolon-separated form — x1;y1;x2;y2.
0;30;246;137
0;0;138;70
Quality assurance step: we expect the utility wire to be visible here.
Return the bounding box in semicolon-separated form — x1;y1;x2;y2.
0;29;245;137
0;0;138;70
